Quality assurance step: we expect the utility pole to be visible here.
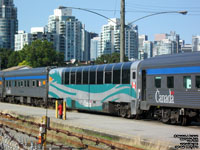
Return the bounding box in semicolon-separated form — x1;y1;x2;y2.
120;0;125;62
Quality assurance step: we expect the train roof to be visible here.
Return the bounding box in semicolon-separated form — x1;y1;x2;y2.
59;60;141;72
140;52;200;69
3;67;48;77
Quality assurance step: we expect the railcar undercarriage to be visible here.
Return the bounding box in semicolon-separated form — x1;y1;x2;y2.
151;107;200;126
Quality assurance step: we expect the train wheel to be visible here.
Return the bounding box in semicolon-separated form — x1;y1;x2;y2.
181;116;191;126
120;108;127;118
126;109;133;119
161;109;171;124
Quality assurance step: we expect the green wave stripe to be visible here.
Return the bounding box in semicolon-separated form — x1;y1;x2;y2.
50;72;62;84
64;84;116;93
101;88;134;103
50;84;76;96
115;84;130;89
49;91;59;98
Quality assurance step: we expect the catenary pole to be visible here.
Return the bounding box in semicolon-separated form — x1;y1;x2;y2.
120;0;125;62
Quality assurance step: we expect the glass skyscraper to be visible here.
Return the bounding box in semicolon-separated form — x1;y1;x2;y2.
0;0;18;49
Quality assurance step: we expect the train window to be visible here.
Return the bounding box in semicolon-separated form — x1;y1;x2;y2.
122;69;130;84
167;76;174;88
97;71;103;84
24;80;27;87
6;81;8;87
105;71;112;84
18;81;20;87
113;63;123;84
15;81;17;87
113;70;120;84
36;80;40;87
27;80;30;87
97;65;106;84
196;76;200;88
155;76;161;88
20;81;24;87
71;72;75;84
65;72;69;84
83;71;88;84
12;81;15;87
9;81;11;87
61;71;65;84
183;76;191;89
90;66;97;84
90;71;96;84
76;71;82;84
132;72;136;79
32;80;36;87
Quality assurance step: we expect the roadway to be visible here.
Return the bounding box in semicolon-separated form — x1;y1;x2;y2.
0;102;199;148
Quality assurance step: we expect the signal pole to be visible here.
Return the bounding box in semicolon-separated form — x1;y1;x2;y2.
120;0;125;62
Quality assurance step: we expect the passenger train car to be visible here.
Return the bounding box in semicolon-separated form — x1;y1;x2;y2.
0;52;200;125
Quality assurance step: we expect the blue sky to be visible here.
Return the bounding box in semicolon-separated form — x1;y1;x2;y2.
15;0;200;44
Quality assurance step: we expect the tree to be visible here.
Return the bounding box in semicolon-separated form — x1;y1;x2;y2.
8;51;22;68
0;48;13;69
21;40;64;68
95;52;128;64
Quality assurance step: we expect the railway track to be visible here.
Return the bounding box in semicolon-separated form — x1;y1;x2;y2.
0;112;144;150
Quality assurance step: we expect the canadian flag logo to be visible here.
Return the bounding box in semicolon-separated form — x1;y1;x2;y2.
170;91;175;95
132;82;136;89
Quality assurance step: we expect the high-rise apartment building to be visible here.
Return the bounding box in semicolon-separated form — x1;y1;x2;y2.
15;28;59;51
192;35;200;52
47;6;87;61
90;37;99;61
153;31;180;56
138;35;152;59
15;30;31;51
99;18;138;60
0;0;18;49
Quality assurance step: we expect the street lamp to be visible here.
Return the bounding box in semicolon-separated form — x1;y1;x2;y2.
127;11;187;25
119;10;188;62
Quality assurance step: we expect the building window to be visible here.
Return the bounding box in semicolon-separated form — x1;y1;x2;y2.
167;76;174;88
155;76;161;88
183;76;191;89
195;76;200;88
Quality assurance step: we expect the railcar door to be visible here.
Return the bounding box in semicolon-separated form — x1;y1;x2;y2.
131;70;137;98
141;70;146;101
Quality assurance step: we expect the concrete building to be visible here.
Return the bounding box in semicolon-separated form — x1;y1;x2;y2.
15;28;59;51
153;31;180;56
47;6;88;62
15;30;31;51
153;39;177;56
90;37;99;61
0;0;18;49
192;35;200;52
182;44;192;53
99;18;138;60
138;35;152;59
